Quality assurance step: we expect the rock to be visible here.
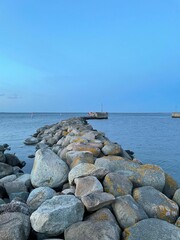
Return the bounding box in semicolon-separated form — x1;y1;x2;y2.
95;156;140;172
133;186;179;223
72;143;101;157
24;137;39;145
102;141;123;156
31;148;69;188
0;162;13;179
163;173;179;198
62;187;75;195
0;151;6;163
103;172;133;197
123;218;180;240
66;150;94;168
112;195;148;229
4;180;28;196
0;184;7;198
175;217;180;228
0;174;17;186
64;208;121;240
16;174;32;190
0;198;5;205
173;188;180;206
5;153;25;168
27;187;56;213
0;199;30;216
68;163;108;185
30;195;84;236
9;192;29;202
0;212;30;240
75;176;103;198
81;191;115;212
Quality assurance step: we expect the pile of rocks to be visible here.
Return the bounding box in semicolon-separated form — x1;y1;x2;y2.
0;117;180;240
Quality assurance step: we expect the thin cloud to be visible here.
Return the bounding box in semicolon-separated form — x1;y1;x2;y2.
8;94;20;99
0;93;5;97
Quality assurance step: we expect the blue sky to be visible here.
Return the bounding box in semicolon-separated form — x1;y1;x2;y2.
0;0;180;112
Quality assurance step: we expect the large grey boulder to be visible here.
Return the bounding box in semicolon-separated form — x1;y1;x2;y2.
133;186;179;223
66;150;94;168
112;195;148;229
123;218;180;240
64;208;121;240
30;195;84;236
163;173;179;198
102;141;123;156
27;187;56;213
31;148;69;188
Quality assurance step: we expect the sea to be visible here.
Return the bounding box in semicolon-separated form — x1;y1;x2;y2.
0;112;180;185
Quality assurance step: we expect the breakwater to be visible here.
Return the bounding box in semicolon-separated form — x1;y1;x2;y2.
0;117;180;239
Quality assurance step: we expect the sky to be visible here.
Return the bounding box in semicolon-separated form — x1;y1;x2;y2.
0;0;180;112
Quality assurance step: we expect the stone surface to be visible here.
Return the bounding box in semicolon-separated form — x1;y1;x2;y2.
31;148;69;188
24;137;39;145
4;180;27;196
81;191;115;212
123;218;180;240
173;188;180;206
66;150;94;168
64;208;121;240
103;172;133;197
112;195;148;229
75;176;103;198
0;151;6;163
175;217;180;228
163;173;179;198
102;141;123;156
0;162;13;179
27;186;56;213
133;186;179;223
30;195;84;236
0;212;30;240
68;163;98;185
0;174;17;186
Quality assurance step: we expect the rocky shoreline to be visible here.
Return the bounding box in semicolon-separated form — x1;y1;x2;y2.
0;117;180;239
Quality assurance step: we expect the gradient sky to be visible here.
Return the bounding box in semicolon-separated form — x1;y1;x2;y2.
0;0;180;112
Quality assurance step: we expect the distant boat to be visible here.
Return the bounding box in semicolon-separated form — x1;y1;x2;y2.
84;112;108;120
172;112;180;118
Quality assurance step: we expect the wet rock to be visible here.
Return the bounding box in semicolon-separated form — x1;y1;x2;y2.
5;153;25;168
24;137;39;145
103;172;133;197
31;148;69;188
81;191;115;212
133;186;179;223
30;195;84;236
75;176;103;198
112;195;148;229
123;218;180;240
64;208;121;240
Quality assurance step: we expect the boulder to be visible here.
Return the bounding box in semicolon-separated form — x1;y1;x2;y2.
0;151;6;163
81;191;115;212
68;163;108;185
64;208;121;240
102;141;123;156
123;218;180;240
72;143;101;157
163;173;179;198
66;150;94;168
24;137;39;145
31;148;69;188
112;195;148;229
103;172;133;197
133;186;179;223
75;176;103;198
27;187;56;213
175;217;180;228
5;153;25;168
30;195;84;236
0;174;17;186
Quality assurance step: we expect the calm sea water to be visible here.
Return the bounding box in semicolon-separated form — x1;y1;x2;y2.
0;113;180;184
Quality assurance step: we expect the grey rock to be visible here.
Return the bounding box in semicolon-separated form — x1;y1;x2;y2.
24;137;39;145
0;151;6;163
5;153;25;168
133;186;179;223
27;186;56;213
0;174;17;186
75;176;103;198
65;208;121;240
173;188;180;206
9;192;29;202
31;148;69;188
163;173;179;198
0;212;30;240
81;191;115;212
175;217;180;228
0;162;13;179
30;195;84;236
112;195;148;229
123;218;180;240
103;172;133;197
102;142;123;156
4;180;27;196
0;199;30;216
